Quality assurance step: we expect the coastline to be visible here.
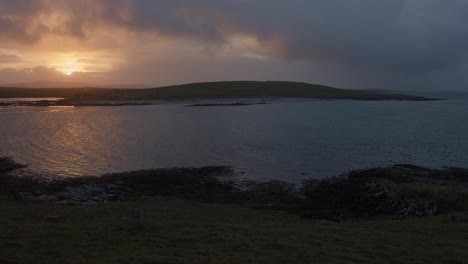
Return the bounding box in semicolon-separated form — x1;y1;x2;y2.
2;157;467;222
0;95;442;108
0;81;440;107
2;157;468;263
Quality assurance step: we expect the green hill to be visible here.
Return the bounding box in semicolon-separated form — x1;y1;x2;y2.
0;81;434;101
129;81;431;100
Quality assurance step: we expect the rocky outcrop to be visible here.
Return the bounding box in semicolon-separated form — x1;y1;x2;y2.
19;183;131;205
16;166;235;204
299;165;466;221
4;163;468;221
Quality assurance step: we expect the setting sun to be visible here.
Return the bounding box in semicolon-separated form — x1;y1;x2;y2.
59;60;81;75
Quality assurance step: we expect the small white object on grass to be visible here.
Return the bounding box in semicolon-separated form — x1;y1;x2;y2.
132;209;142;224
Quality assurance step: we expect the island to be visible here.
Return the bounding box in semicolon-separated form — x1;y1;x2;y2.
0;81;437;107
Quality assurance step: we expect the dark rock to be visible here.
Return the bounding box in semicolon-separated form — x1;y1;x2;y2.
3;163;468;222
45;215;62;221
399;199;438;218
15;166;232;204
450;214;468;222
247;180;296;198
21;183;131;205
300;167;446;221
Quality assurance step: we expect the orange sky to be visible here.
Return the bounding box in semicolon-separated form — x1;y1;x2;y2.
1;1;468;90
0;1;281;87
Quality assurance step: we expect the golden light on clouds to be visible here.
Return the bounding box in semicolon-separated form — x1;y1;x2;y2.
59;60;81;75
45;53;118;76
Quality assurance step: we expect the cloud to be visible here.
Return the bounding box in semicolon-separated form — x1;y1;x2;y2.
1;0;468;90
0;53;22;63
0;0;50;44
0;66;105;84
0;67;65;83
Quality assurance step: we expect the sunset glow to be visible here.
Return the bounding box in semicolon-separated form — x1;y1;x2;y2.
59;60;81;76
0;1;467;90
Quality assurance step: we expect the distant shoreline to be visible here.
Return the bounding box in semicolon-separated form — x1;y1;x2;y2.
0;81;439;103
0;96;442;108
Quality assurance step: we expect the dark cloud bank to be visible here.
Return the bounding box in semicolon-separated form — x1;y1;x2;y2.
1;0;468;91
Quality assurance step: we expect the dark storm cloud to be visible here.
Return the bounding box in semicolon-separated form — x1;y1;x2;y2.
0;0;49;43
166;0;468;72
2;0;468;70
74;0;468;73
124;0;468;90
80;1;468;70
1;0;468;90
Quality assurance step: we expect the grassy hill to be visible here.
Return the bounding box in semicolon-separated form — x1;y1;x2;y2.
130;81;431;100
0;81;433;101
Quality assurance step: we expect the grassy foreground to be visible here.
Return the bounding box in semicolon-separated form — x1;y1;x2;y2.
1;195;467;264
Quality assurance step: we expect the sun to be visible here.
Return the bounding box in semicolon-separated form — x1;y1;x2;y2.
59;60;81;75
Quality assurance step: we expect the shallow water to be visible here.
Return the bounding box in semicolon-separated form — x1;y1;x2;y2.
1;93;467;182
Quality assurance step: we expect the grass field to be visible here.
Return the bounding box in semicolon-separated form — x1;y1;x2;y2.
0;81;432;101
1;195;467;264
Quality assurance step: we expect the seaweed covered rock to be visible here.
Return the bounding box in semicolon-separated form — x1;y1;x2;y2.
301;176;402;220
94;166;236;200
299;166;452;221
244;180;296;199
19;183;131;205
16;166;236;204
4;162;468;221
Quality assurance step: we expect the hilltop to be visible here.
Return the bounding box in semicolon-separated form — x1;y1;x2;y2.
0;81;434;101
126;81;434;101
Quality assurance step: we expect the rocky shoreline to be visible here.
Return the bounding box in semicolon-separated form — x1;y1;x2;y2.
1;157;467;221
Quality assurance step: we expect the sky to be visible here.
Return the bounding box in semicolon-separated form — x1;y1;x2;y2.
1;0;468;90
